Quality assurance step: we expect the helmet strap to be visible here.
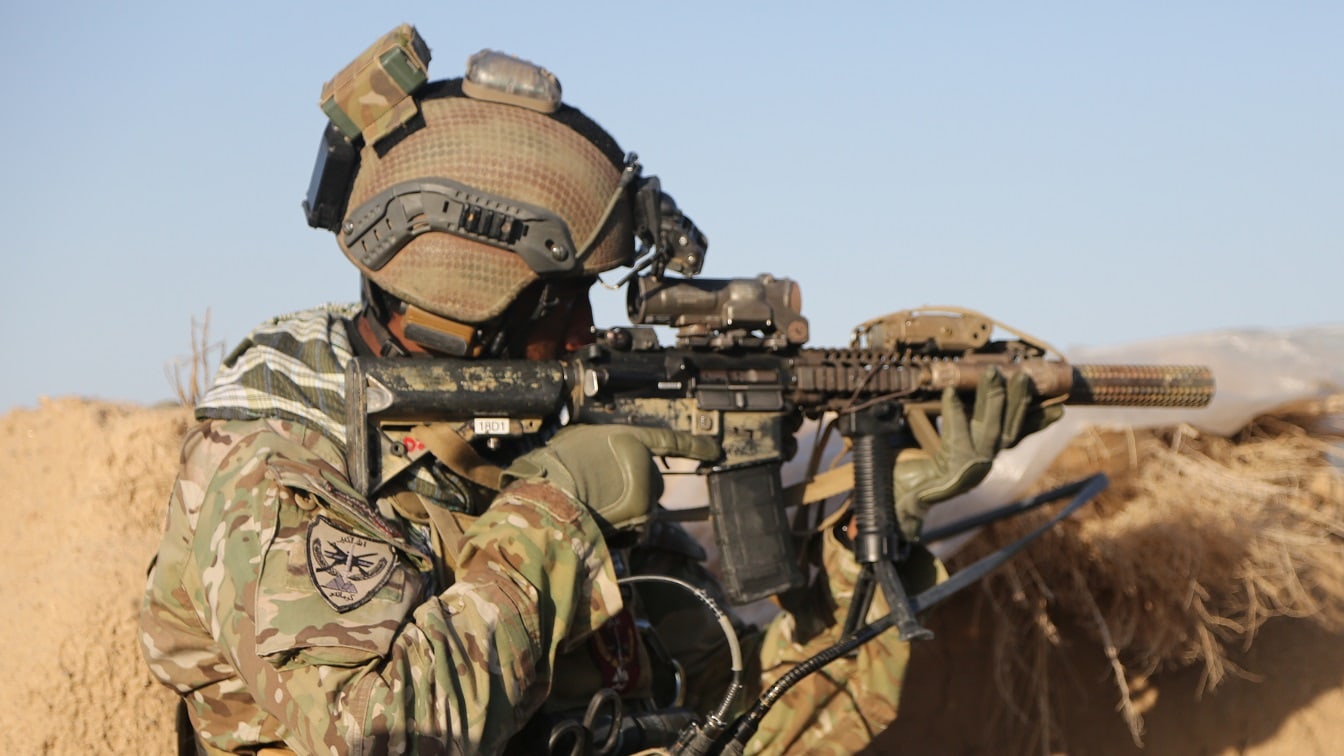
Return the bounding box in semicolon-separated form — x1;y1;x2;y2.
352;308;406;358
353;280;408;357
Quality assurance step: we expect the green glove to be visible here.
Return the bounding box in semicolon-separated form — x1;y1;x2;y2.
502;425;722;532
894;368;1063;539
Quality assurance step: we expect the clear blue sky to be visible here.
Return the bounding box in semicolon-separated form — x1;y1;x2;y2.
3;2;1340;411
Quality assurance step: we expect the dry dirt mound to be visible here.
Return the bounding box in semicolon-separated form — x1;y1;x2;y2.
0;398;189;753
4;397;1343;754
878;402;1344;755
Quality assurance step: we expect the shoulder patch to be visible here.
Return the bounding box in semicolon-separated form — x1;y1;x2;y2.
307;516;396;612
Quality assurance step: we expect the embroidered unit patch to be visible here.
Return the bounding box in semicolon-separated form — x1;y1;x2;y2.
307;516;396;612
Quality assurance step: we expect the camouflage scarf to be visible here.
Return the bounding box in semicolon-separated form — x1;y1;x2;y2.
196;303;479;514
196;303;359;448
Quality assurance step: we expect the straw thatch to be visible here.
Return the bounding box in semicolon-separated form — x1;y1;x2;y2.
951;395;1344;753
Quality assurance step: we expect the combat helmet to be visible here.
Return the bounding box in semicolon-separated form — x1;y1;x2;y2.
304;25;676;355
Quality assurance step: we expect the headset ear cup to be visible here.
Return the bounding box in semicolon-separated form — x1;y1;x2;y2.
303;122;361;231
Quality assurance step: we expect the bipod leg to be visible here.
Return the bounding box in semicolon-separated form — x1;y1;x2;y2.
841;566;876;638
844;417;932;642
707;473;1109;755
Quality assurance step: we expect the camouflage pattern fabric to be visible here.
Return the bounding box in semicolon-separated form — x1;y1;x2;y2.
141;416;621;754
630;527;926;756
745;531;942;755
194;303;358;447
140;309;921;754
320;23;430;146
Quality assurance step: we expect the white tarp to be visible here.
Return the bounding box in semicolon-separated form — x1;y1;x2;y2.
919;324;1344;557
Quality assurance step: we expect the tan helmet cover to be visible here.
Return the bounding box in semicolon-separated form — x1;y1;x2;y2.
340;91;633;324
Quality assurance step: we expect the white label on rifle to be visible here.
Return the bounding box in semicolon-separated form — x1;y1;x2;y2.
474;418;511;435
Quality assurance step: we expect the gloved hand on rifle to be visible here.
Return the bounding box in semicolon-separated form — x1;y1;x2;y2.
895;367;1062;539
503;425;722;533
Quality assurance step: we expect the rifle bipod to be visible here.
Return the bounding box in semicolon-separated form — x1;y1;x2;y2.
673;401;1108;755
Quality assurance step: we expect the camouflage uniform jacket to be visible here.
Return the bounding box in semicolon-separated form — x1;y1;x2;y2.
139;305;916;755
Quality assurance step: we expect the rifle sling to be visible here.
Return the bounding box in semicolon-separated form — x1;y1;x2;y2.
785;447;940;508
388;424;500;580
784;464;855;508
389;490;476;580
408;423;504;491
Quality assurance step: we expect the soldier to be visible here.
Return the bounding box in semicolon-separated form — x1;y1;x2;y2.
140;25;1053;755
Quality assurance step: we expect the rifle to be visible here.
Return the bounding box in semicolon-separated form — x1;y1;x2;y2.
346;273;1213;599
343;273;1213;753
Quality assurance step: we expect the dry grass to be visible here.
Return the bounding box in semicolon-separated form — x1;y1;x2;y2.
164;309;225;407
951;400;1344;754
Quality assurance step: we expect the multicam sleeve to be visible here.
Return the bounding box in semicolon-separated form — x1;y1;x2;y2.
742;528;944;756
141;419;622;755
349;480;624;753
